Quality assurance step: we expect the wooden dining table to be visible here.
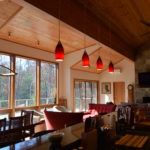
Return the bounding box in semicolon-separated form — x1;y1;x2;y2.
1;122;84;150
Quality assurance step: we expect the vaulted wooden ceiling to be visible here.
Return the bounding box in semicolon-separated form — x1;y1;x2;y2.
77;0;150;49
24;0;135;60
0;1;96;54
2;0;146;73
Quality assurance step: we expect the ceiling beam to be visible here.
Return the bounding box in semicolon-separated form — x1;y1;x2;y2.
24;0;135;60
0;6;22;30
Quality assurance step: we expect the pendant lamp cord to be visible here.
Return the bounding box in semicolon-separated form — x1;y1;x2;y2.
84;2;86;50
58;0;61;41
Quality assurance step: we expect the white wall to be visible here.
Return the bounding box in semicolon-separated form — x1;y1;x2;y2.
99;59;135;104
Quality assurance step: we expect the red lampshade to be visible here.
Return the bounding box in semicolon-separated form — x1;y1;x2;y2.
96;56;103;70
82;50;90;67
55;41;64;61
108;61;114;73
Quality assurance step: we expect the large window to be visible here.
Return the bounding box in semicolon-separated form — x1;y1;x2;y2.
0;53;58;117
0;54;10;109
15;57;36;107
74;80;98;112
40;62;57;105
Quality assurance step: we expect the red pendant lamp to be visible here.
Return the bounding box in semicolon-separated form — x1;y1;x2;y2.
108;61;114;73
55;40;64;61
55;0;64;62
82;50;90;67
96;56;103;70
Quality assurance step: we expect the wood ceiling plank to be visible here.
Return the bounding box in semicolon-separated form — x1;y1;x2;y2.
0;1;21;27
0;7;22;30
76;0;150;49
0;6;95;54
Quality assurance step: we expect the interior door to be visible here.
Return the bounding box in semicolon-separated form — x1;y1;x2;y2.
113;82;125;104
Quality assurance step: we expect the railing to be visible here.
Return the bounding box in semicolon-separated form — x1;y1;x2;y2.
0;100;8;108
0;98;56;108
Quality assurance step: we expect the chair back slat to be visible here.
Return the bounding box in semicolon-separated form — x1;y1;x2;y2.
0;118;6;131
21;110;34;126
9;116;25;129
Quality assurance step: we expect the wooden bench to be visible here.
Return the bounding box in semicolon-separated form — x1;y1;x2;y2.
115;134;149;150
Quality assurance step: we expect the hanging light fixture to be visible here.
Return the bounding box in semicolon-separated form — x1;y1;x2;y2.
108;61;114;73
82;4;90;67
82;50;90;67
55;40;64;61
96;56;103;70
107;17;114;73
55;0;64;62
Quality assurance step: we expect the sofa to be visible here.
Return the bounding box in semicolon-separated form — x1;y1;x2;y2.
44;110;83;130
83;103;116;120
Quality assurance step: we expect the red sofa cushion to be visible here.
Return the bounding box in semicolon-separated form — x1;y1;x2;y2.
44;110;83;130
83;104;116;120
89;104;116;114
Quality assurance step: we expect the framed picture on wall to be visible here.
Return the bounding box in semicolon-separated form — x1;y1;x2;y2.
102;82;111;94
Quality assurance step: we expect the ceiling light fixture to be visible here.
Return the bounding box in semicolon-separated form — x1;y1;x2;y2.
82;50;90;67
55;0;64;62
108;61;114;73
96;27;103;71
82;3;90;67
108;19;114;73
96;56;103;70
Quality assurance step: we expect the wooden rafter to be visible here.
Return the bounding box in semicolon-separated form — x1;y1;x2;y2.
0;6;23;30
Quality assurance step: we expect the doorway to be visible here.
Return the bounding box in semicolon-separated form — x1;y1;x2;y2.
74;79;99;112
113;82;125;104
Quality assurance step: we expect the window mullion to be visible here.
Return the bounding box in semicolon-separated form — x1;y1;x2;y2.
10;56;15;117
36;61;40;111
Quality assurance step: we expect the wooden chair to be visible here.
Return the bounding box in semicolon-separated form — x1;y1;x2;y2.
21;110;34;138
0;118;6;131
0;116;26;147
0;118;7;147
9;116;24;129
21;110;34;126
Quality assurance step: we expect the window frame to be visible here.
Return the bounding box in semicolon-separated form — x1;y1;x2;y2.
0;52;58;116
40;60;58;106
73;79;100;111
0;53;11;109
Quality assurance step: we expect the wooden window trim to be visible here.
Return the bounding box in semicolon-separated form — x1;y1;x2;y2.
73;79;100;111
0;52;58;116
